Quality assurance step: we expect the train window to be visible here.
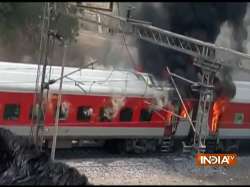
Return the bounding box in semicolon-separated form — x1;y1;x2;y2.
4;104;20;120
234;113;244;125
120;107;133;122
77;106;93;121
55;103;69;120
29;105;44;121
140;108;152;121
100;107;113;122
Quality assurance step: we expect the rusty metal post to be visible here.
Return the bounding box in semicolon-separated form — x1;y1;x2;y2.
51;44;67;160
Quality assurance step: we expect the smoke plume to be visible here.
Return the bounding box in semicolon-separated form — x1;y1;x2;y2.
111;96;126;119
127;3;248;99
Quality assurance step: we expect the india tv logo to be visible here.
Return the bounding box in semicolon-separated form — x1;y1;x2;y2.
195;153;237;167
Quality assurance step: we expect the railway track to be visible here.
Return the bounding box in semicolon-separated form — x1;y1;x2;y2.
46;141;250;160
51;147;178;160
50;139;250;160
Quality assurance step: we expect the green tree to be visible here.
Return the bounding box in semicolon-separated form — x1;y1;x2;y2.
0;2;79;60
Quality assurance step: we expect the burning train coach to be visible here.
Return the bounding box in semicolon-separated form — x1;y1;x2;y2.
175;81;250;152
0;61;249;153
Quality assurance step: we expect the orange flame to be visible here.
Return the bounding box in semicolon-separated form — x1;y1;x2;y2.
163;103;174;124
211;96;229;134
180;109;187;118
166;112;172;124
180;101;193;118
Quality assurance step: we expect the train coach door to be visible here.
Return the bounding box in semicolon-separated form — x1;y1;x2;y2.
173;99;195;138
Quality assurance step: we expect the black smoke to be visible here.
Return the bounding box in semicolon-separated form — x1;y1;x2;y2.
130;2;248;99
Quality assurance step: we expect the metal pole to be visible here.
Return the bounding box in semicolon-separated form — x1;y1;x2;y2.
166;67;196;133
51;44;67;160
34;2;52;146
30;2;47;138
168;71;198;85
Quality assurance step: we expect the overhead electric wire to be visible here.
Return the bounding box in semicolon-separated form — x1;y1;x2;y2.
117;3;137;69
116;3;151;96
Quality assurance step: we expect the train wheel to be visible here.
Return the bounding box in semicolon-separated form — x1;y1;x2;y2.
104;139;159;154
104;139;127;154
104;140;115;153
116;140;127;154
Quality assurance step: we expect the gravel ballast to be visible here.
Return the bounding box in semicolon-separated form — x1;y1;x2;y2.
61;153;250;185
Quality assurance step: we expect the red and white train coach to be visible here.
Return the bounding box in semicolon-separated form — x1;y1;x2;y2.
1;60;250;152
0;61;174;152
